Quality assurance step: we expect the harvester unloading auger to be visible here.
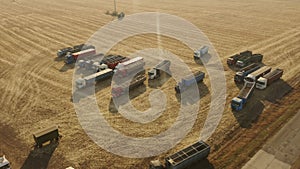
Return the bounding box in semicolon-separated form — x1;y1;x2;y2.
105;0;125;20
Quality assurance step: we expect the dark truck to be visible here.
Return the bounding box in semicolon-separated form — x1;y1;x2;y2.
101;54;129;69
57;44;95;57
231;82;255;111
112;74;146;98
226;50;252;66
149;140;210;169
236;53;263;68
175;71;205;93
33;126;60;148
234;63;261;83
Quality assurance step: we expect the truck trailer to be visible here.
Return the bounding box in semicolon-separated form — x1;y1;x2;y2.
226;50;252;66
111;74;146;98
57;44;95;57
149;140;210;169
101;55;129;69
76;68;114;89
175;71;205;93
244;66;271;84
194;46;209;59
256;69;283;89
148;60;171;80
234;63;261;83
231;82;255;111
114;57;145;77
65;48;96;64
236;53;263;68
33;125;60;148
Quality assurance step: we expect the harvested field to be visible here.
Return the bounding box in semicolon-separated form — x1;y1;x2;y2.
0;0;299;168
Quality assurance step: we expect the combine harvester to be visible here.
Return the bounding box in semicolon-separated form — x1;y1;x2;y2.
111;74;146;98
234;63;261;83
231;82;255;111
149;140;210;169
244;66;272;84
256;69;283;89
114;57;145;77
175;71;205;93
148;60;171;80
65;48;96;64
76;69;114;89
193;46;209;59
0;155;11;169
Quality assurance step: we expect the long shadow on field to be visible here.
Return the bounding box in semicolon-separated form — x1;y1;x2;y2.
21;142;58;169
175;82;209;105
148;73;171;89
59;63;75;72
186;159;215;169
72;77;112;103
256;79;293;103
109;84;147;113
194;54;212;65
232;100;265;128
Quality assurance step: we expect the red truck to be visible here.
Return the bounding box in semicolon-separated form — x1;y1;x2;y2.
65;48;96;64
112;74;146;98
101;55;129;69
114;57;145;77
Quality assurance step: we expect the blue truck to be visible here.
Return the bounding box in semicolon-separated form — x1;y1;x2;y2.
234;63;261;83
231;82;255;111
175;71;205;93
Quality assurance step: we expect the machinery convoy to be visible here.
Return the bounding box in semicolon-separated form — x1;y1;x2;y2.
149;140;210;169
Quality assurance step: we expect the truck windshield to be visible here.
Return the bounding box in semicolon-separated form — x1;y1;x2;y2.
256;81;265;85
232;101;240;107
244;77;254;83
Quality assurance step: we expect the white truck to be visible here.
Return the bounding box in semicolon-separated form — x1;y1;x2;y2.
148;60;171;80
244;66;271;84
193;46;209;59
256;68;283;89
0;155;11;169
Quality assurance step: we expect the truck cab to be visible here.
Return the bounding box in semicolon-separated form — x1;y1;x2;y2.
256;77;267;89
244;74;256;84
234;71;245;83
65;53;75;64
194;46;209;59
231;97;243;111
76;78;86;89
148;69;158;80
57;47;72;57
0;156;10;169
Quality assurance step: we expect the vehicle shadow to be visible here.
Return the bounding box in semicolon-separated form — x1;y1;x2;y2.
109;84;147;113
186;159;215;169
59;63;75;72
148;73;171;88
175;82;209;105
53;57;65;62
194;54;212;65
20;142;58;169
256;79;293;103
232;99;265;128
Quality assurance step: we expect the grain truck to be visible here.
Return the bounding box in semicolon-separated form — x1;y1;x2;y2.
256;69;283;89
244;66;271;84
227;50;252;66
194;46;209;59
0;155;11;169
65;48;96;64
57;44;95;57
101;55;129;69
231;82;255;111
236;53;263;68
76;69;114;89
175;71;205;93
114;57;145;77
148;60;171;80
111;74;146;98
234;63;261;83
33;126;60;148
149;140;210;169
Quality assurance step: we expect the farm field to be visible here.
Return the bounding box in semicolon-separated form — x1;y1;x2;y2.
0;0;299;168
